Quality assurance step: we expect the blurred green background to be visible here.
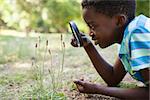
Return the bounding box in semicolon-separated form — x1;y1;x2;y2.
0;0;149;33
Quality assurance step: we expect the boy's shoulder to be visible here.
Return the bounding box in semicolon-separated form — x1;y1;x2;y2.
127;14;150;33
120;14;150;55
119;15;150;83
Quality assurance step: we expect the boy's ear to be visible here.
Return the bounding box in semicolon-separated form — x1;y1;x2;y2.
116;14;127;27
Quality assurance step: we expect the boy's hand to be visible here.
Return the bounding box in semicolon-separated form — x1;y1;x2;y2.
73;80;100;94
71;33;92;47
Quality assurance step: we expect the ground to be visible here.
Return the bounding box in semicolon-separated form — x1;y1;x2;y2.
0;60;142;100
0;30;143;99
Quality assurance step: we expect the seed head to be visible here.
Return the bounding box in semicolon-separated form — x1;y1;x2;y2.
35;43;38;48
46;40;48;46
48;69;51;73
63;42;65;48
48;49;51;55
38;36;41;43
61;34;63;41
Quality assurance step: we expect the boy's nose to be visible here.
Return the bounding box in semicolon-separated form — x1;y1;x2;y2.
89;31;96;40
89;32;93;36
89;29;95;36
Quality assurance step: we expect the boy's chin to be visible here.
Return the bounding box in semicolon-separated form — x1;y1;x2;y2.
98;44;109;48
94;41;110;48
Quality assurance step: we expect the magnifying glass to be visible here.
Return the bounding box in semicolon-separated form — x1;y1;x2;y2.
69;21;83;47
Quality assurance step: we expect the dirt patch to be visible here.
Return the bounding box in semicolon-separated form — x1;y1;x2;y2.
0;60;143;99
64;90;120;100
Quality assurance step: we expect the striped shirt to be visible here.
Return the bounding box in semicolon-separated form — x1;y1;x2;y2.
119;15;150;84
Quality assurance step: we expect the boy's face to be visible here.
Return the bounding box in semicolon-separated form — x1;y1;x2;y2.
83;8;120;48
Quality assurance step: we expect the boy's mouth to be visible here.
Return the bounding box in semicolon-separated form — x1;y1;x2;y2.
94;40;99;45
91;35;99;45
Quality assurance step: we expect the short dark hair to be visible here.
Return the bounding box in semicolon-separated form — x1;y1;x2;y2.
81;0;136;21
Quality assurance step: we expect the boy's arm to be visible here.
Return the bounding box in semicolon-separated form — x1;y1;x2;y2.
84;43;126;86
95;68;149;99
98;86;149;100
74;69;149;99
74;79;149;100
140;68;150;87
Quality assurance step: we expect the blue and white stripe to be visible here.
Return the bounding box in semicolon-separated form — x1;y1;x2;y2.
119;14;150;83
129;15;150;71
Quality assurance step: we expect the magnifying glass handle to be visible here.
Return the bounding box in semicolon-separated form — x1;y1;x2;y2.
69;21;83;47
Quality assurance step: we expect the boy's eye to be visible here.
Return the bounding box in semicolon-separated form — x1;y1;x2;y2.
89;24;95;30
91;26;95;30
86;23;97;30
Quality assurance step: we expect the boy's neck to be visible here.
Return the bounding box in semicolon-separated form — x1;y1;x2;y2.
117;17;134;44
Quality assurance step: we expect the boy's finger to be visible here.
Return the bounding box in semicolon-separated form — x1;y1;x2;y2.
71;38;78;47
80;78;84;81
80;32;85;36
76;84;84;92
74;80;84;86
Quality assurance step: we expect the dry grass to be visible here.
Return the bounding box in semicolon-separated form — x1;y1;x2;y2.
0;30;141;99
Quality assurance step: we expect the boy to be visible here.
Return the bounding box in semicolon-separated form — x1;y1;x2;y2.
71;0;150;99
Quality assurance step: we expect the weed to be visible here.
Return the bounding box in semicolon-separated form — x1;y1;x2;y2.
22;34;66;99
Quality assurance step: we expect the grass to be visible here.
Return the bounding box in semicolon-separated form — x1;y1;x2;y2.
0;36;36;63
26;34;66;99
0;33;69;99
0;32;140;99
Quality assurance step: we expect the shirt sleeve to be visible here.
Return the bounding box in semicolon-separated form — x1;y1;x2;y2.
129;28;150;71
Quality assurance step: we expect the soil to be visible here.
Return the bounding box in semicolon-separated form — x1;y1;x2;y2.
64;89;120;100
0;61;143;100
